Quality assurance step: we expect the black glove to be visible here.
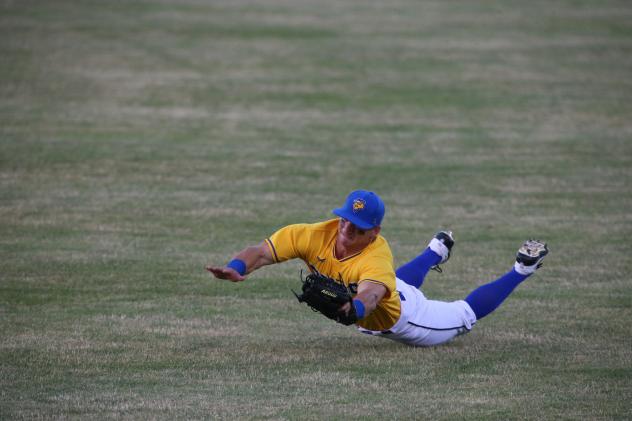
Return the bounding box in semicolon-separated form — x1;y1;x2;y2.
293;267;358;326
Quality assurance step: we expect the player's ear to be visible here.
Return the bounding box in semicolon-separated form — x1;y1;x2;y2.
372;226;381;237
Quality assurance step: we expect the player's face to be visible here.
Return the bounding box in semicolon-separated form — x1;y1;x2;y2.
337;218;378;250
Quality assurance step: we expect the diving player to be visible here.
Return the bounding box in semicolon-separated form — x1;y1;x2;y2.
206;190;548;347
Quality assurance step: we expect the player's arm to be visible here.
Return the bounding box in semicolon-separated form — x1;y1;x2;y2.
340;281;387;319
206;241;275;282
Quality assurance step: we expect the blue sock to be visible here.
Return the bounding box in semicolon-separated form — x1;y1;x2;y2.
396;248;442;288
465;268;530;320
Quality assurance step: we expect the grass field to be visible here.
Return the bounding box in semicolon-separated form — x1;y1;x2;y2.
1;0;631;419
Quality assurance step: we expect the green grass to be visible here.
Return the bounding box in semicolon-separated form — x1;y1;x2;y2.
1;0;631;419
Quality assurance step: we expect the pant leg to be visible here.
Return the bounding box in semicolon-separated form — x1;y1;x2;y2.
359;279;477;347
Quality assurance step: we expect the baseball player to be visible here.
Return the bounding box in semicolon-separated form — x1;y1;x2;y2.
206;190;549;347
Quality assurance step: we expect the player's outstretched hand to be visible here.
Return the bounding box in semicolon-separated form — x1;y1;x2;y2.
205;265;246;282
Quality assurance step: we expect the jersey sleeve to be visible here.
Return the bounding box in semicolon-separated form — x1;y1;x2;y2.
357;243;396;294
358;265;396;294
265;224;311;263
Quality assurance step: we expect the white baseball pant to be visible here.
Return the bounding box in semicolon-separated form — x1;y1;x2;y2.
358;278;477;347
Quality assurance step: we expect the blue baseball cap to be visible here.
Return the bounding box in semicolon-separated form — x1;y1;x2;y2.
332;190;385;230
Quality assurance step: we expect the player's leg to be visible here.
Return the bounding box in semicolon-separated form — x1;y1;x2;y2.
366;279;476;347
367;240;549;348
396;231;454;288
403;299;477;347
464;240;549;320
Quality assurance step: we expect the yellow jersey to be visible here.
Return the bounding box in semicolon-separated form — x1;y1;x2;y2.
265;218;401;331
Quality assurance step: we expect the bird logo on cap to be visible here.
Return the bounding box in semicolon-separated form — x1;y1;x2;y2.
352;198;366;213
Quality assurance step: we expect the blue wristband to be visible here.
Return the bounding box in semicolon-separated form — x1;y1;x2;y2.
352;299;365;319
226;259;246;276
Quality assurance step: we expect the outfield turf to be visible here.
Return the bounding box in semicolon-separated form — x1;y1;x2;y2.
1;0;631;419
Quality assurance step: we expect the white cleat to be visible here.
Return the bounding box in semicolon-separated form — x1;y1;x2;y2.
429;231;454;273
514;239;549;275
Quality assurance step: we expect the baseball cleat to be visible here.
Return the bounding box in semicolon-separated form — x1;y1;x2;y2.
430;230;454;273
515;239;549;275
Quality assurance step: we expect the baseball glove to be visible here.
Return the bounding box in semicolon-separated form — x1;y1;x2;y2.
293;267;358;326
